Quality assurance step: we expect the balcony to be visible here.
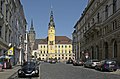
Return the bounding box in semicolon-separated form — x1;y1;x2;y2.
84;23;100;38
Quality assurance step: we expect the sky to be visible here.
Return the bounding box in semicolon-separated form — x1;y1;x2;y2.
21;0;88;39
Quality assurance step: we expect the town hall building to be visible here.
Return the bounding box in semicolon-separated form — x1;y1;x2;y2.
31;10;73;61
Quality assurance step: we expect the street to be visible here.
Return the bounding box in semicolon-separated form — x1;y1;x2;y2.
40;62;120;79
2;62;119;79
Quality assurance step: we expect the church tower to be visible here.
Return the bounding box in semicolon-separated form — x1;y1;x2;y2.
28;19;36;56
48;10;56;59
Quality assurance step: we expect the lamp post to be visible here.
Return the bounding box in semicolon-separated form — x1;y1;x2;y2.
24;31;28;62
19;35;22;65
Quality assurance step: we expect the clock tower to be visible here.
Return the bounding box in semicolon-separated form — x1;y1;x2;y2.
48;10;55;59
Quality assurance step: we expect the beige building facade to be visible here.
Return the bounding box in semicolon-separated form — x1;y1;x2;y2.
73;0;120;65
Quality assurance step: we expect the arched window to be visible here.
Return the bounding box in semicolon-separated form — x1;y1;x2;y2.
104;42;108;59
96;46;99;60
105;5;108;19
91;46;94;59
113;41;117;58
113;0;117;13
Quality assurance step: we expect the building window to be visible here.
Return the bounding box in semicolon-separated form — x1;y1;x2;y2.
65;45;67;48
97;13;100;23
65;50;67;53
6;8;8;22
0;1;3;11
113;0;117;13
5;28;7;42
9;30;11;43
105;5;108;19
50;41;53;45
69;45;71;48
55;50;57;53
65;57;67;60
104;42;108;59
59;45;60;48
92;18;94;24
112;20;117;30
69;51;71;53
0;26;2;37
58;57;60;60
113;41;117;58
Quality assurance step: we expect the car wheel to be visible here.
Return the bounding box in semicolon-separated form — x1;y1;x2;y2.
100;68;103;71
113;69;117;72
95;66;97;70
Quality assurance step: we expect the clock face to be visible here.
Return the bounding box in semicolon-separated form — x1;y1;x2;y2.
50;35;52;38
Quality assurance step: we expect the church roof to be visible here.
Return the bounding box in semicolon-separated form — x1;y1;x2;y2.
33;36;72;50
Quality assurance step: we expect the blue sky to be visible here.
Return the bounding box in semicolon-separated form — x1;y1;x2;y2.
21;0;88;39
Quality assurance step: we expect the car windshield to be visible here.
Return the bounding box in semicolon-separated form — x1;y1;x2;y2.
23;62;35;67
92;59;99;62
106;60;116;64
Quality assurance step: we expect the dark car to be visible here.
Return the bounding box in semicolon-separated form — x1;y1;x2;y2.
18;61;39;77
73;60;84;66
95;59;118;71
84;59;100;68
66;59;73;64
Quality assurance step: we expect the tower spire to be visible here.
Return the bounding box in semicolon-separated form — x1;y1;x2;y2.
49;5;55;28
31;19;33;28
30;19;34;31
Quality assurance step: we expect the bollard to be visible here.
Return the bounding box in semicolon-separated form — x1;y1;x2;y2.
0;64;3;71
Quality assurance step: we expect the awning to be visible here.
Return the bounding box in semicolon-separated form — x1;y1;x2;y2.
0;56;12;59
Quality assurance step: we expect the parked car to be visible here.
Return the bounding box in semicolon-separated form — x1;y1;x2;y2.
95;59;118;71
84;59;100;68
18;61;39;77
73;60;84;66
49;59;57;64
66;59;73;64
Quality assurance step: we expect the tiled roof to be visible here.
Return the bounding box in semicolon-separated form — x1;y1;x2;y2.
55;36;72;44
33;36;72;50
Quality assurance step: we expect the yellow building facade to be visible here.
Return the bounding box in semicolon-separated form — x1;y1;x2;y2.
32;11;73;61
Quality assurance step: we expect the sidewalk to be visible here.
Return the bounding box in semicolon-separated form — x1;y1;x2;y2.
0;65;21;79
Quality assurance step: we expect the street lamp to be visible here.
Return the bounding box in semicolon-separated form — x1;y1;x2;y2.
19;35;22;65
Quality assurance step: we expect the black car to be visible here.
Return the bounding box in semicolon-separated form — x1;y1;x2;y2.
95;59;118;71
18;61;39;77
66;59;73;64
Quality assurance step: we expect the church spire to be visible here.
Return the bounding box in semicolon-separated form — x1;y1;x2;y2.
49;5;55;28
30;19;34;31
